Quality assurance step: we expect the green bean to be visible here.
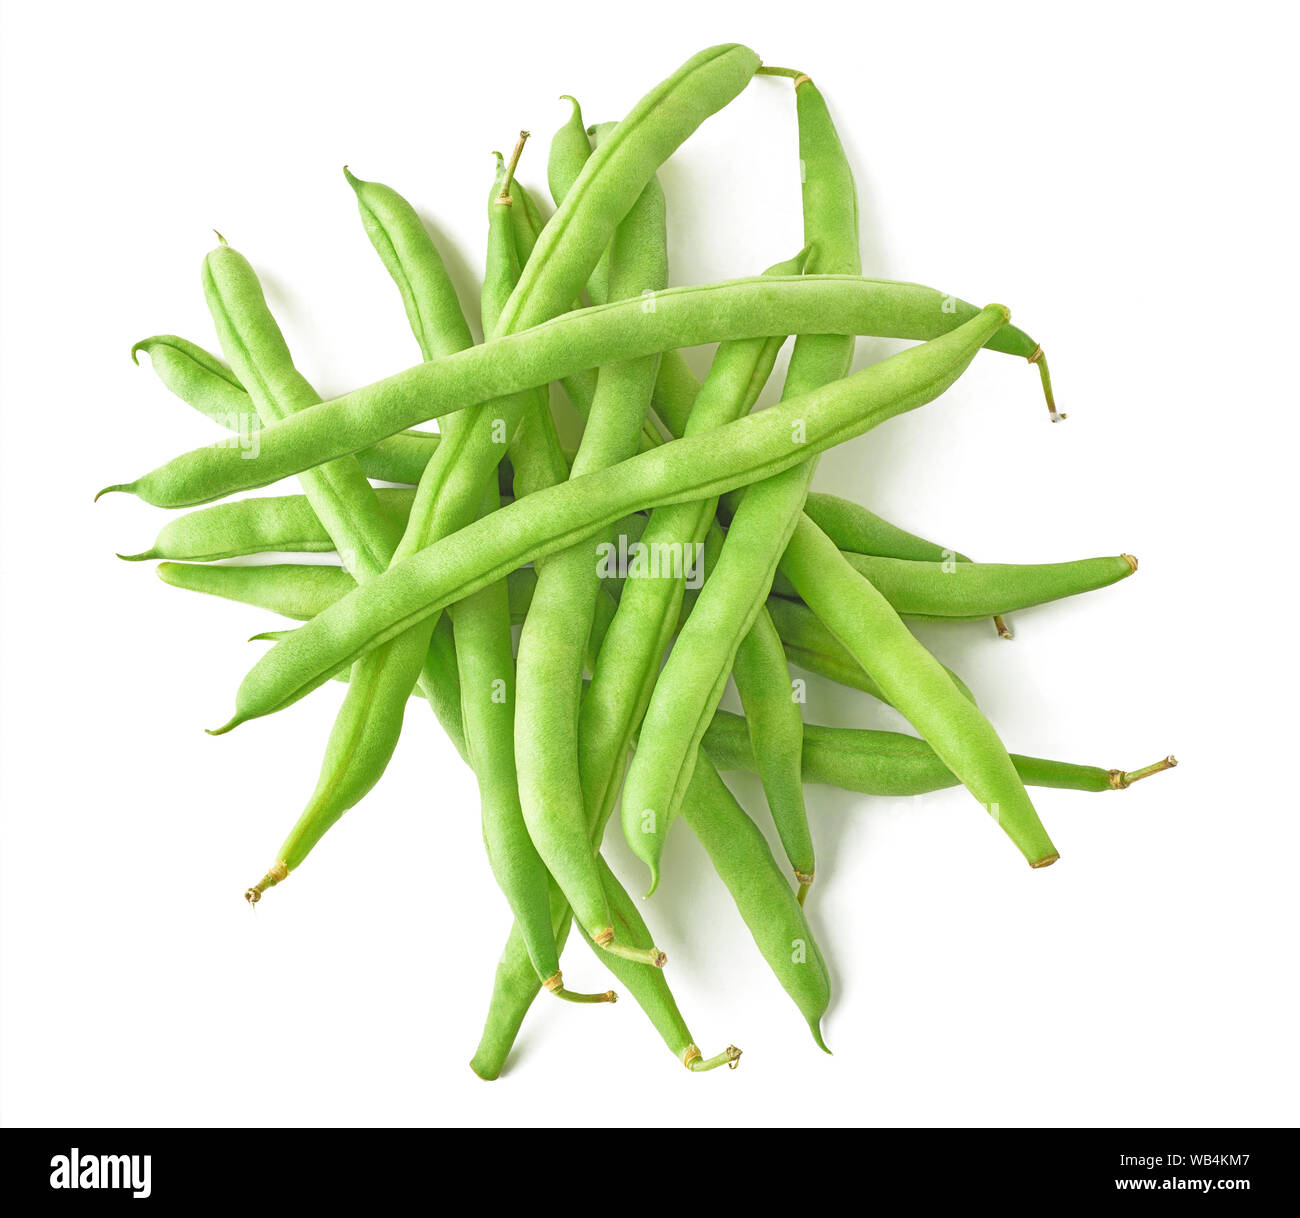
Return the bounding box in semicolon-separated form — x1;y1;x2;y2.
702;708;1178;797
152;557;969;716
771;552;1139;620
200;239;464;901
101;277;1047;509
119;488;417;563
130;335;439;486
547;94;591;214
621;73;861;892
470;884;579;1079
583;251;800;881
497;44;758;333
243;166;475;894
798;492;970;563
764;594;977;706
273;47;766;950
729;609;815;900
781;514;1057;866
515;122;670;966
201;241;401;579
157;560;357;622
777;492;1006;636
210;305;1011;733
588;854;740;1071
675;751;830;1050
446;144;598;999
470;850;742;1077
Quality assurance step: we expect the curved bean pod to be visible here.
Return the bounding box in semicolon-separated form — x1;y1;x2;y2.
771;552;1139;619
515;126;669;964
200;240;462;898
675;752;831;1050
102;277;1045;508
621;73;861;892
729;609;815;900
765;594;978;706
781;514;1058;866
210;305;1011;733
583;251;800;872
702;708;1177;797
120;488;416;563
155;559;953;713
446;148;586;995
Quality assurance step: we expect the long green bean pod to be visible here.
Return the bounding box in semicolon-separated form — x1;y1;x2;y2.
702;708;1177;797
622;75;862;892
782;515;1058;866
516;123;670;966
585;251;800;876
211;305;1011;734
102;277;1048;510
130;334;439;486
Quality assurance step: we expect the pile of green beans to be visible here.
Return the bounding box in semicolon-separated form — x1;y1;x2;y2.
102;44;1174;1079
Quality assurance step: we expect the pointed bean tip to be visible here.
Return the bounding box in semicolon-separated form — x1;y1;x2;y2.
94;483;129;503
212;229;228;246
205;716;240;737
116;550;153;563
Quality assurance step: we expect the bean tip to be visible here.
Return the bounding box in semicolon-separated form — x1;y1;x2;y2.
205;716;240;737
94;484;129;503
1030;852;1060;869
116;551;153;563
1122;553;1139;573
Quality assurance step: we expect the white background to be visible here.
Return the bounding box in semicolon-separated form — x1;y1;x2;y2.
2;0;1296;1127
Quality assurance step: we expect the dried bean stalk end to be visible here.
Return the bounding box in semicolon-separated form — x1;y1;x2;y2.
683;1044;743;1072
1109;755;1178;789
245;859;290;905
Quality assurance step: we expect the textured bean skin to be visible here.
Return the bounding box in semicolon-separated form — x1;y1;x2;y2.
676;753;831;1049
771;552;1138;619
702;709;1124;796
157;560;357;621
153;559;970;714
202;242;461;887
104;278;1043;509
765;594;978;706
202;244;403;581
781;515;1058;866
515;128;669;954
448;155;569;989
798;492;970;563
131;334;440;486
498;45;758;335
622;76;862;890
464;59;748;975
583;252;799;873
212;306;1011;733
120;488;416;562
729;608;814;891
